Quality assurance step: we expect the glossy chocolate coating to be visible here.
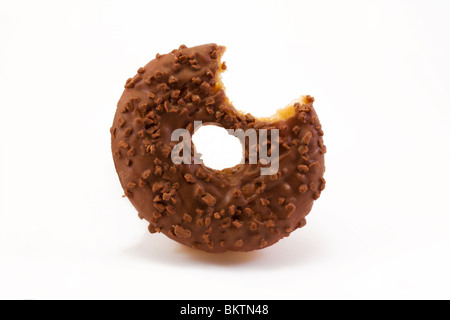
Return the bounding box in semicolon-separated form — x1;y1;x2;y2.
111;44;326;252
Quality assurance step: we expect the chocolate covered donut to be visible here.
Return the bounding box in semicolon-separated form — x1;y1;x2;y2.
111;44;326;252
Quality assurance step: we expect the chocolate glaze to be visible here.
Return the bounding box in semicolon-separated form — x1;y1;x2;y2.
111;44;326;252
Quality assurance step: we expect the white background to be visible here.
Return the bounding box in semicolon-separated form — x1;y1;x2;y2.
1;0;449;300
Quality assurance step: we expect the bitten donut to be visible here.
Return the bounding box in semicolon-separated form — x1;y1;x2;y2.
111;44;326;253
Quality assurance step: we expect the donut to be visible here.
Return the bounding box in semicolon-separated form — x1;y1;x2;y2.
111;44;326;253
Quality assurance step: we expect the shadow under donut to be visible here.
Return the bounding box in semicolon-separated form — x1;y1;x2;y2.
122;228;324;269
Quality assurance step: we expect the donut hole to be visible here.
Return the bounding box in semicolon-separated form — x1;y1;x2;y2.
192;124;243;171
